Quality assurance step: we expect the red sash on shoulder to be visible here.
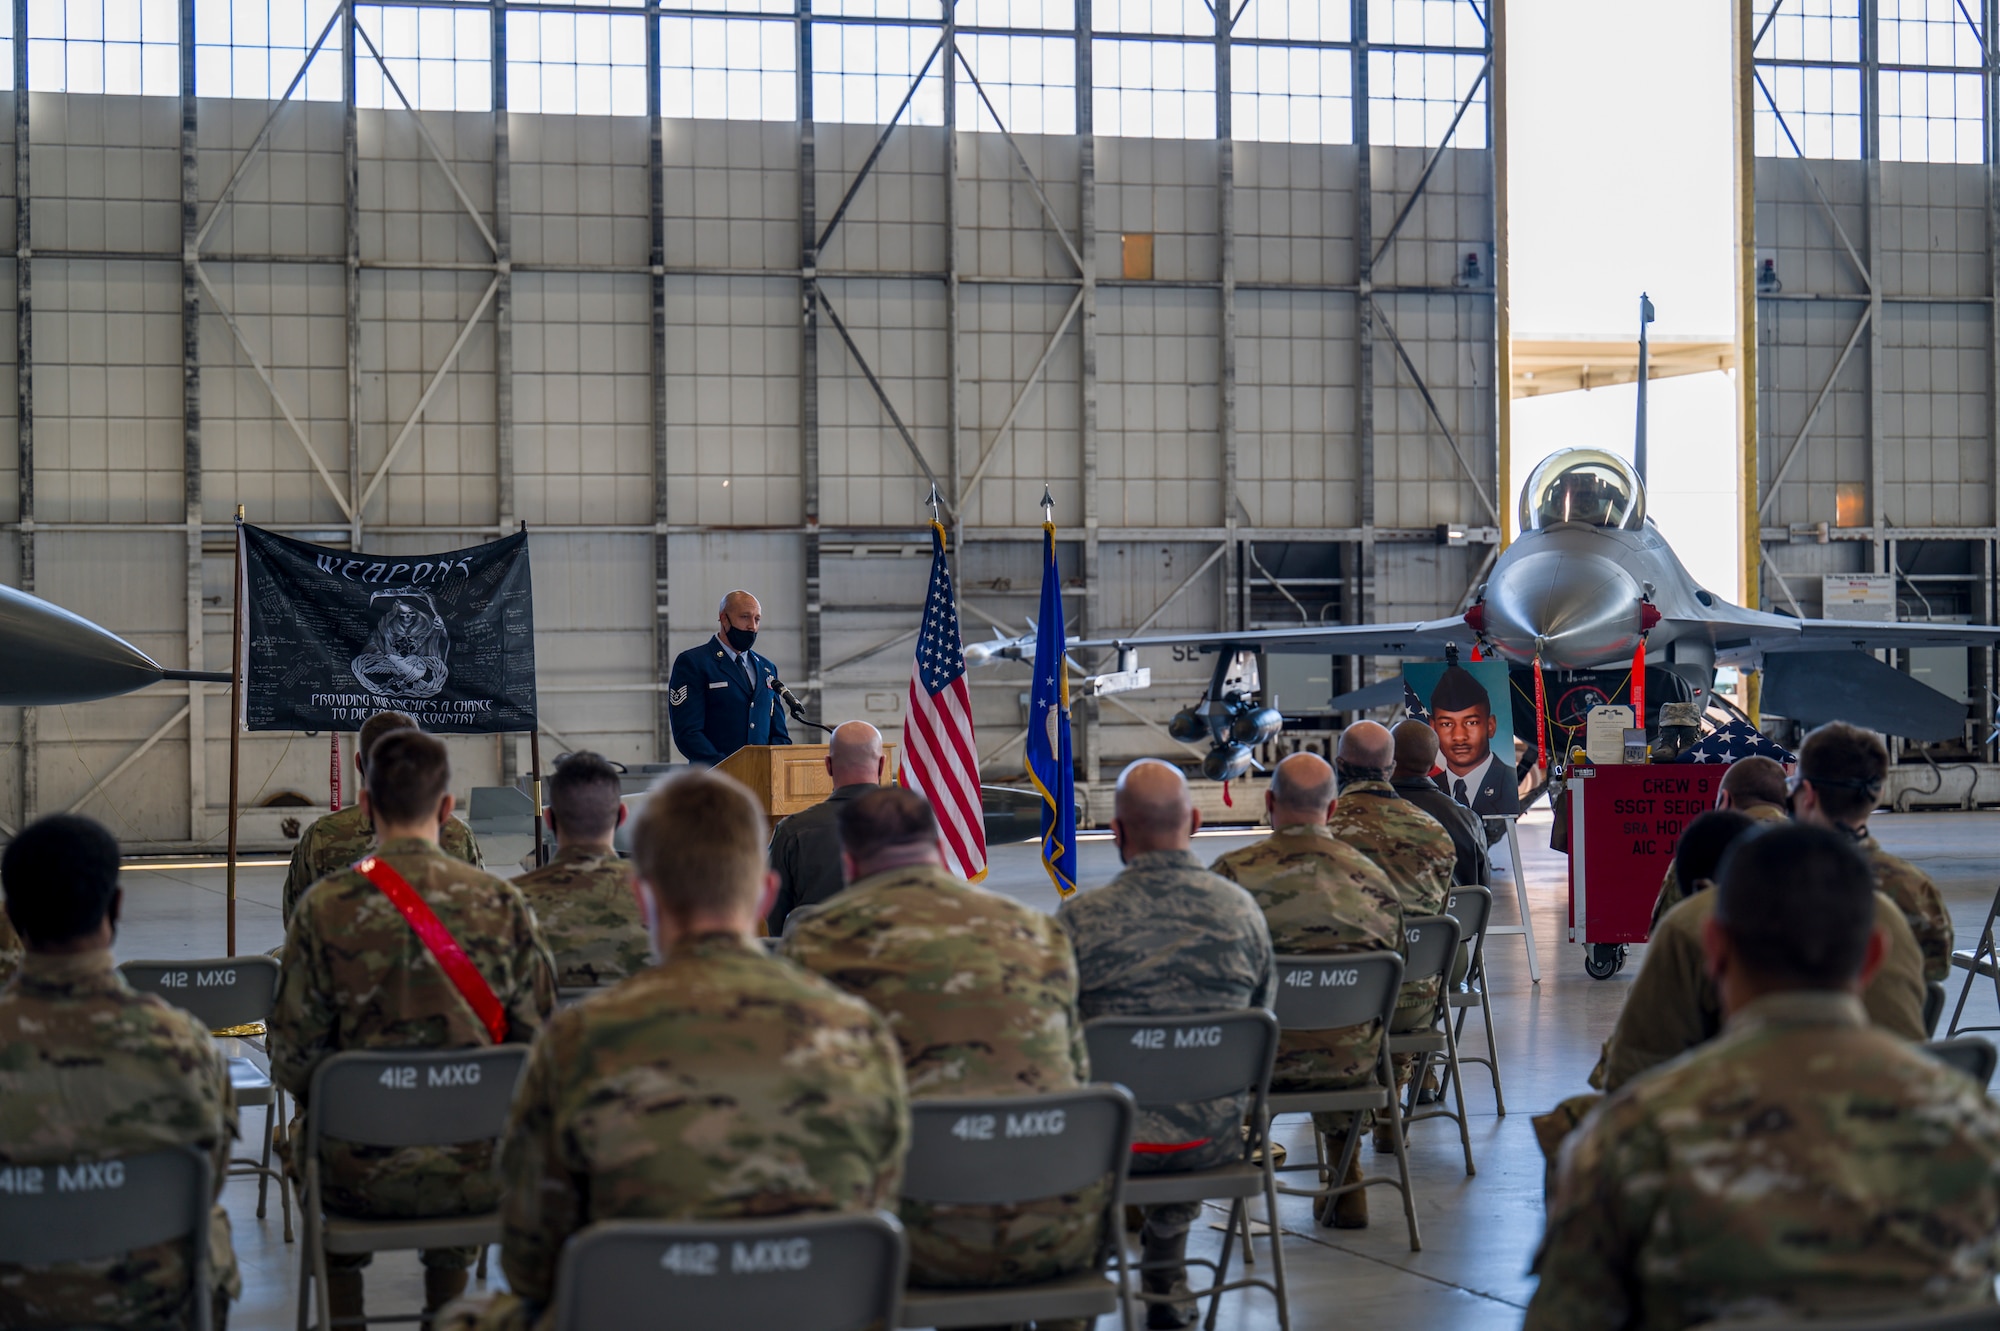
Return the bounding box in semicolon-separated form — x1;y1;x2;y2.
354;855;508;1045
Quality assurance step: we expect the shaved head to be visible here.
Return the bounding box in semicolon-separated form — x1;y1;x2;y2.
719;590;760;617
1392;719;1441;778
1719;755;1788;811
827;720;885;787
1113;758;1198;858
1267;752;1336;828
1336;721;1395;784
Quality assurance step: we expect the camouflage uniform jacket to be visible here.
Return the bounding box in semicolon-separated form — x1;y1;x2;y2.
1058;849;1274;1172
511;846;648;989
0;950;241;1328
0;911;20;986
270;837;557;1218
783;862;1096;1288
1530;991;2000;1330
1591;886;1927;1094
1649;800;1788;933
283;802;484;923
1211;825;1405;1092
1390;775;1492;888
1858;831;1953;985
1326;781;1455;1026
497;933;909;1312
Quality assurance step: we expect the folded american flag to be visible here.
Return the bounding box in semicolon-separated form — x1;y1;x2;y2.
1672;717;1795;766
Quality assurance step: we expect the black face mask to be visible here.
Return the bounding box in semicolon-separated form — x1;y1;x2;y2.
725;625;758;653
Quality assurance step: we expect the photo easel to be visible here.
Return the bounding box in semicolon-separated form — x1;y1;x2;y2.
1483;814;1541;984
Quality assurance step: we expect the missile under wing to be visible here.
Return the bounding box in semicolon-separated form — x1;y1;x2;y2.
0;584;231;705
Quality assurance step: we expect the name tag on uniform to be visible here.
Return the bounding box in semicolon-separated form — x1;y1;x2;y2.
709;681;729;689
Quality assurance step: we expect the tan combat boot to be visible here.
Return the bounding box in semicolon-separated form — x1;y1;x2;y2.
1312;1154;1368;1228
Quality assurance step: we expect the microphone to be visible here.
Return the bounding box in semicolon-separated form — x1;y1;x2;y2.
771;676;834;735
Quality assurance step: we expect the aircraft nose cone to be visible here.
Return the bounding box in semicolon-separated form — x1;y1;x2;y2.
1483;548;1647;669
0;583;169;706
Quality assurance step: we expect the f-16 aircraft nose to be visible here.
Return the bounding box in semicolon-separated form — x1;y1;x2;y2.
1481;547;1649;669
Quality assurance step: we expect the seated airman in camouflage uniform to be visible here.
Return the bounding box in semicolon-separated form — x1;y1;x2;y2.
281;709;484;925
0;815;240;1330
1059;759;1274;1331
1591;806;1927;1095
1792;721;1954;984
1325;720;1456;1134
446;767;910;1331
1649;755;1790;931
784;786;1095;1310
1530;823;2000;1329
270;728;557;1323
510;751;648;990
1211;753;1403;1231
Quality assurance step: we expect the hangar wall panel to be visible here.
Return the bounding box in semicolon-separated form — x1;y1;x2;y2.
3;18;1499;843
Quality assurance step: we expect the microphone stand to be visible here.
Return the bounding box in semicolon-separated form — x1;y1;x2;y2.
777;682;836;736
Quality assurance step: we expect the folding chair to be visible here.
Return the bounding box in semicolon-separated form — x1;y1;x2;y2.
0;1145;215;1331
1388;914;1477;1177
1923;1036;1999;1086
549;1212;907;1331
896;1085;1137;1331
1439;886;1504;1114
1084;1010;1287;1331
1946;881;2000;1037
1925;981;1948;1037
296;1045;530;1331
121;955;293;1241
1266;951;1424;1252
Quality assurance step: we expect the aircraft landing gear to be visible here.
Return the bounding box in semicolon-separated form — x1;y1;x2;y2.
1584;944;1628;980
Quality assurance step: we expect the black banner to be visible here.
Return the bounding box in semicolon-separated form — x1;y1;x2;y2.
241;525;537;733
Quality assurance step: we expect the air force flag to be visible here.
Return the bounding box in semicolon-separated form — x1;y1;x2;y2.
1025;518;1077;897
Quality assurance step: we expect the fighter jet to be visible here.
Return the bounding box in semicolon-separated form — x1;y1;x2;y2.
0;583;232;705
969;450;2000;782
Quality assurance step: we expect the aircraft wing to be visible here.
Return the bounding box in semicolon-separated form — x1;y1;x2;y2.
1066;617;1479;659
1713;616;2000;665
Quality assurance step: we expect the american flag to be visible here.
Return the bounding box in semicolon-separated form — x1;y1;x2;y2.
1672;717;1796;766
1403;679;1431;724
899;522;988;882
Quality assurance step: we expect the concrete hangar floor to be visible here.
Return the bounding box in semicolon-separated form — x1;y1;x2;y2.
113;805;2000;1330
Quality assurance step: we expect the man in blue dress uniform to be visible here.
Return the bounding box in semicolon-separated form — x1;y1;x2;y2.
668;589;794;764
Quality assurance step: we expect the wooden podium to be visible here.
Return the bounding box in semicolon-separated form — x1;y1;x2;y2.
714;742;898;818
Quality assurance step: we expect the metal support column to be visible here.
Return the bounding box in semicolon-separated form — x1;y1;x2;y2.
1737;0;1761;606
492;1;517;784
1493;0;1512;549
800;0;823;720
1216;0;1240;632
648;0;672;761
13;0;31;827
1863;0;1887;571
343;0;362;546
1077;0;1101;782
943;3;961;547
180;0;205;839
1352;0;1377;651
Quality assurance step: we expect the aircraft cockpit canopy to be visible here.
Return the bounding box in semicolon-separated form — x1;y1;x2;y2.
1519;448;1647;532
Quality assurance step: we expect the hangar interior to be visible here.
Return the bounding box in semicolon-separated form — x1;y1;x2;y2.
0;0;1500;848
1753;0;2000;779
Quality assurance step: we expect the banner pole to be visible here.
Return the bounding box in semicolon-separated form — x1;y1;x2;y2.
529;728;546;867
227;507;245;955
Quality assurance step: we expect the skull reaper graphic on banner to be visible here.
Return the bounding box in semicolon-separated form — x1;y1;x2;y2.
239;524;537;733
